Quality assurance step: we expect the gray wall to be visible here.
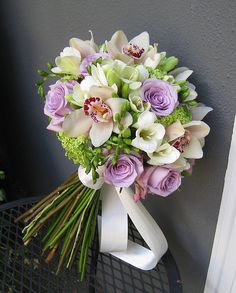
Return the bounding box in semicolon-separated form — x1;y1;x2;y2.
1;1;236;292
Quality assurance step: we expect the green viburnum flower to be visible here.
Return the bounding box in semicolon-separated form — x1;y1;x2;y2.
57;133;89;166
156;105;192;126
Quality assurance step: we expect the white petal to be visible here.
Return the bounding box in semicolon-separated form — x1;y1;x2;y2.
191;106;213;121
144;53;162;68
106;98;127;118
109;30;128;52
69;38;96;58
133;111;156;128
61;47;81;59
78;165;105;190
131;137;159;153
91;64;108;86
62;109;92;137
165;156;190;171
184;88;198;101
148;143;180;165
129;32;150;52
51;67;63;73
90;86;114;101
89;121;113;147
170;67;193;81
165;120;185;141
80;76;97;92
113;112;133;134
136;65;149;81
183;135;203;159
184;121;210;139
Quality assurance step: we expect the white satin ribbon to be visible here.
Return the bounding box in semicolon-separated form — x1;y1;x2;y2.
99;184;168;270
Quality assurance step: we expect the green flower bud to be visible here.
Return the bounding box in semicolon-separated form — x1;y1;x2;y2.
121;128;131;138
123;138;132;145
121;83;129;98
162;56;179;72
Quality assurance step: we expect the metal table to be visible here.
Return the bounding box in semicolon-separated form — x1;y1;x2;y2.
0;197;183;293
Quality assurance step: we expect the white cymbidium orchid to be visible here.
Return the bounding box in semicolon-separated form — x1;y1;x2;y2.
131;111;165;153
165;119;210;159
106;31;150;64
51;47;82;76
147;143;180;165
62;86;132;147
69;30;98;59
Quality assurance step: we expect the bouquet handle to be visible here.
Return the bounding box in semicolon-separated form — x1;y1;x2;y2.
99;184;168;270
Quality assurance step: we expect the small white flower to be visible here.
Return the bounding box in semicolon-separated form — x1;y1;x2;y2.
147;143;180;166
78;165;105;190
131;111;165;153
51;47;82;76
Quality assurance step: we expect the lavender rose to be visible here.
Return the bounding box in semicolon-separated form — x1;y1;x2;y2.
80;53;110;76
44;80;76;132
135;166;181;199
141;78;178;116
104;154;144;188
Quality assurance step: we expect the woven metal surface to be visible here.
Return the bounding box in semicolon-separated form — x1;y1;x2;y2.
0;198;182;293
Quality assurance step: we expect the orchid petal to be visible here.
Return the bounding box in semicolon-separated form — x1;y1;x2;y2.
183;121;210;139
183;135;203;159
164;156;190;171
136;65;149;81
129;31;150;52
109;30;129;52
62;109;92;137
90;86;114;101
191;106;213;121
78;165;105;190
91;64;108;86
165;120;185;141
69;37;96;58
89;121;113;147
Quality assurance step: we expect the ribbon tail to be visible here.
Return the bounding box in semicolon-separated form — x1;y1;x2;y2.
99;184;168;270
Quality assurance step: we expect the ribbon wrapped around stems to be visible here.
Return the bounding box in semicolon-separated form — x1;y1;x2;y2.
99;184;168;270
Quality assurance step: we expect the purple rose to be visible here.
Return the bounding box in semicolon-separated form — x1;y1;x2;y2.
44;80;76;132
141;78;178;116
104;154;144;188
137;166;181;198
80;53;110;76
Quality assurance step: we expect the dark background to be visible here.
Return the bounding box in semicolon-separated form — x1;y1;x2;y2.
1;1;236;292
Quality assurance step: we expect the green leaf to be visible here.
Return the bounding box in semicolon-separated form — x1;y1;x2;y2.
37;70;49;77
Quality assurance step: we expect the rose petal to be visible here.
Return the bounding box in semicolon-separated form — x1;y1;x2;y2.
62;109;92;137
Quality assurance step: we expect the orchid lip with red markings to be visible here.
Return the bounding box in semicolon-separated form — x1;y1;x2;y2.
83;97;112;123
172;131;191;153
123;43;145;59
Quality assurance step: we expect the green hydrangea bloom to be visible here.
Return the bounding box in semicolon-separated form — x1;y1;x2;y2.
57;133;90;166
157;105;192;126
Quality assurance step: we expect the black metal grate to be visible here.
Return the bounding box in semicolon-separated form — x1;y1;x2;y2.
0;198;182;293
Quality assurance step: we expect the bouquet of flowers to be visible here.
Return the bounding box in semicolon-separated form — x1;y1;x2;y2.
16;30;212;280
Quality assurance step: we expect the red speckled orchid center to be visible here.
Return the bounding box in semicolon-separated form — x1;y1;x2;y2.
123;43;145;59
172;131;191;153
84;97;112;123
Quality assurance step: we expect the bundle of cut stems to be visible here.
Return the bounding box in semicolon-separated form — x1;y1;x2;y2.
15;172;100;281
